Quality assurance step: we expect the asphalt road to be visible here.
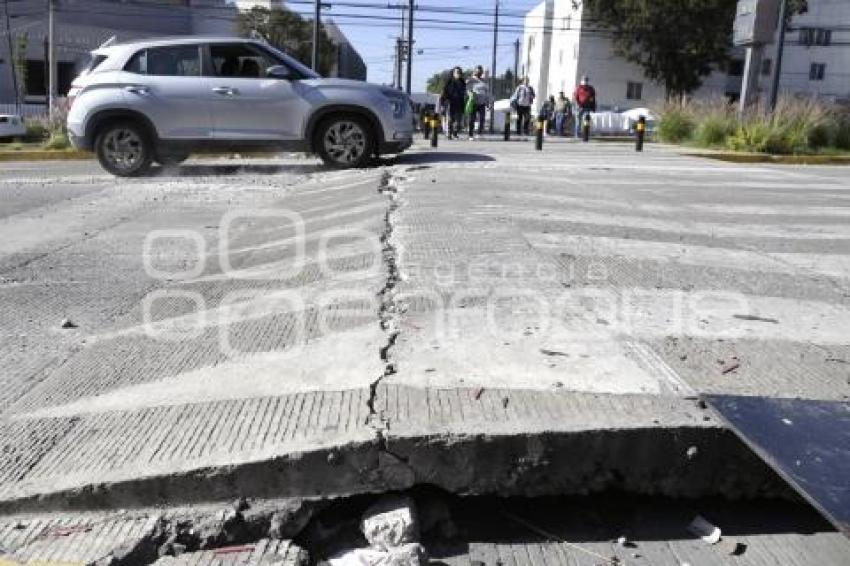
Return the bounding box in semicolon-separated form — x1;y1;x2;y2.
0;139;849;505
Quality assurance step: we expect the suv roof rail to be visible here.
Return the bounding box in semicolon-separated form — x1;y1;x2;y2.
99;35;118;49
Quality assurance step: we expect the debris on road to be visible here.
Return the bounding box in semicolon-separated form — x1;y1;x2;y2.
733;314;779;324
474;387;485;400
361;495;419;551
59;318;78;329
686;446;699;460
720;357;740;375
687;515;722;545
325;496;427;566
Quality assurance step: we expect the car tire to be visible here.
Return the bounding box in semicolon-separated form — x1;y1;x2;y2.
155;151;190;166
315;115;375;169
94;121;153;177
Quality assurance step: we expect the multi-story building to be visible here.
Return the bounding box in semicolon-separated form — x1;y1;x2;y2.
0;0;236;107
519;0;849;112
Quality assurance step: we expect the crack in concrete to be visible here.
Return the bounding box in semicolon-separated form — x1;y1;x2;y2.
366;170;404;430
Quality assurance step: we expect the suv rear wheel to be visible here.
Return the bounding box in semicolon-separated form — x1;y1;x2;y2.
94;121;153;177
315;115;374;169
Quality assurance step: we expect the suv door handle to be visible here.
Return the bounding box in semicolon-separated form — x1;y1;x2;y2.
212;86;238;96
124;85;149;95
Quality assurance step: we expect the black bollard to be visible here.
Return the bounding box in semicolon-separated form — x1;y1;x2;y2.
582;113;591;143
635;115;646;152
535;117;545;151
430;117;439;148
503;111;511;141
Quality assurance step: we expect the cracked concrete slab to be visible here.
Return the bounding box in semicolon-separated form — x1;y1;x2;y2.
0;143;848;514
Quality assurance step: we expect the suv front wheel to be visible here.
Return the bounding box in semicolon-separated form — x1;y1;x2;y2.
315;115;374;169
94;121;153;177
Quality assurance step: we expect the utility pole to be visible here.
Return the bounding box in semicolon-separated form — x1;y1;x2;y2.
405;0;413;94
3;0;20;113
311;0;320;71
48;0;56;119
394;37;403;89
489;0;499;133
513;38;520;83
768;0;787;111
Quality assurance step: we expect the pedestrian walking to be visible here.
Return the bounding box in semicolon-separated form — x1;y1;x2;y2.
510;77;535;137
441;67;467;139
554;91;571;137
466;65;490;140
573;75;597;138
541;95;556;134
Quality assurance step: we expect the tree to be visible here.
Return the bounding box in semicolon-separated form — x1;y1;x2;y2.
426;67;515;98
584;0;739;99
581;0;811;100
236;7;337;76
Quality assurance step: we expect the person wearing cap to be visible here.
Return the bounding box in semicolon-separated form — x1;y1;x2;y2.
573;75;597;138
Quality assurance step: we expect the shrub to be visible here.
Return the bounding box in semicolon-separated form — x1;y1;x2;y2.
656;106;695;143
43;131;70;150
24;121;49;142
695;114;737;147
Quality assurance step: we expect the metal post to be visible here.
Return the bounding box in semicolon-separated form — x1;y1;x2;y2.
394;37;402;89
489;0;498;134
768;0;787;111
311;0;320;71
430;117;438;147
405;0;413;94
535;117;544;150
48;0;56;119
635;116;646;152
739;45;764;118
3;0;20;113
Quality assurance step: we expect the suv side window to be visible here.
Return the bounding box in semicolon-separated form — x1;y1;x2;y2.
208;44;282;79
124;45;201;77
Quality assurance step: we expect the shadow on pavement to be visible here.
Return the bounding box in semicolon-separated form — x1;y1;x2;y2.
151;163;327;177
384;152;496;165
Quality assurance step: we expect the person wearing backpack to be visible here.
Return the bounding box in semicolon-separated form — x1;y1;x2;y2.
573;75;597;138
510;77;535;137
466;65;490;140
441;66;467;140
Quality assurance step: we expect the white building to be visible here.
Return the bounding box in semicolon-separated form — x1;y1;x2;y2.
519;0;849;112
761;0;850;103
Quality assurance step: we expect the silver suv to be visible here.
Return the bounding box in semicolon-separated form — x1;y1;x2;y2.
67;37;414;176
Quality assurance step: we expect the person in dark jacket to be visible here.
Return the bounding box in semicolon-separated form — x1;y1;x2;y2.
441;67;467;140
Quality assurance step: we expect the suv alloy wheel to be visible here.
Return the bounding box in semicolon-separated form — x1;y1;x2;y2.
315;115;374;169
94;121;154;177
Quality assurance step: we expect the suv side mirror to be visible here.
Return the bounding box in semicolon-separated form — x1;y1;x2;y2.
266;65;291;80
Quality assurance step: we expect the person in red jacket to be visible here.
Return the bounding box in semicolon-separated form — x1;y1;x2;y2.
573;75;597;138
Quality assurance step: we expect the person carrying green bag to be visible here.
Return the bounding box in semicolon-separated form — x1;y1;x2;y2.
466;65;490;140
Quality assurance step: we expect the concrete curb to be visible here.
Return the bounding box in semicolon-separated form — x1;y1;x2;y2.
684;151;850;165
0;150;92;162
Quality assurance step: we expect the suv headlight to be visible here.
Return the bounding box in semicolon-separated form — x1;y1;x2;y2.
381;89;409;119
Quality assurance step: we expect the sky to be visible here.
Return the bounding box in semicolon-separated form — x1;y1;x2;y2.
285;1;543;92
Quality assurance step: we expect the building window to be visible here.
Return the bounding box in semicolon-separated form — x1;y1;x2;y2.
562;16;572;30
729;59;744;77
809;63;826;81
626;81;643;100
761;58;772;76
800;28;832;46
